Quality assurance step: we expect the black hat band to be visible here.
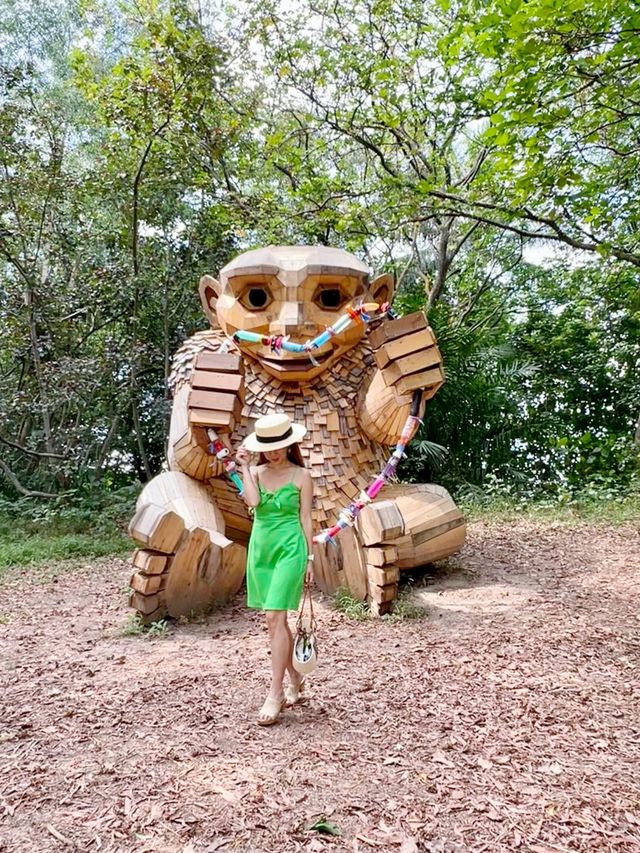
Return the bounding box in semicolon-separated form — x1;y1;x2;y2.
256;426;293;444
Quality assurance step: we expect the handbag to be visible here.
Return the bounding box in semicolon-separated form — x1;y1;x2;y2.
292;581;318;674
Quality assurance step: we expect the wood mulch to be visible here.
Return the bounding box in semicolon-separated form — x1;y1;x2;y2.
0;520;639;852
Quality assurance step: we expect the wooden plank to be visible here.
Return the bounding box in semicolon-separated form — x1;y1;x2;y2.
338;526;367;600
367;581;398;603
357;500;404;545
189;388;239;413
191;370;243;393
374;329;437;369
188;408;234;429
369;599;394;617
397;369;444;395
195;351;242;373
368;311;428;350
139;605;168;625
129;571;167;595
132;549;169;575
175;445;202;477
326;411;340;431
382;348;443;384
396;525;467;568
364;545;399;567
413;516;466;547
366;564;400;586
128;504;184;553
129;590;166;615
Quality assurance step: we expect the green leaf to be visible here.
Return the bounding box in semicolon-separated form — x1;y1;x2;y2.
307;816;342;836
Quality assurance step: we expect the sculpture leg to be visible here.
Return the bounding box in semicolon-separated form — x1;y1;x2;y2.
128;471;246;622
357;483;465;615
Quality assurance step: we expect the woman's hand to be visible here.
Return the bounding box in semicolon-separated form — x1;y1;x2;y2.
236;446;252;467
305;563;314;585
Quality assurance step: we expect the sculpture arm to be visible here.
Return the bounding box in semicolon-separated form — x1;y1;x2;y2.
167;335;245;480
358;311;443;446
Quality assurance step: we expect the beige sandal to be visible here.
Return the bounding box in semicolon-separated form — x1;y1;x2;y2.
257;696;285;726
284;678;306;707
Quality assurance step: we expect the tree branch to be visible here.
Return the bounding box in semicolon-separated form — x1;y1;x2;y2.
0;459;57;499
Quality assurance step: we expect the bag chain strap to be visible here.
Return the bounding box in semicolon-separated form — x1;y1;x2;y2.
296;580;316;633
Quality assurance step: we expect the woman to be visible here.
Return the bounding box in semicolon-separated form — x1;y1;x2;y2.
236;412;314;726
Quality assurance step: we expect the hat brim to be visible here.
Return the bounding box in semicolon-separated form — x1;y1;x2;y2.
243;422;307;453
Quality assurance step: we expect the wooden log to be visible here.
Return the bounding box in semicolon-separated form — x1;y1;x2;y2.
132;549;168;575
195;351;242;373
374;329;437;369
368;311;428;350
367;581;398;603
128;504;184;553
366;564;400;586
357;500;404;545
364;545;399;566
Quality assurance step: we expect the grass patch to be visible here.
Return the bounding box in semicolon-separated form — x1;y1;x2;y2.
382;592;428;623
121;613;171;638
0;486;135;569
459;493;640;526
0;527;130;569
332;586;428;623
332;587;370;621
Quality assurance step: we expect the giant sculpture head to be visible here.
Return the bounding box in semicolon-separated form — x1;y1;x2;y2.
199;245;393;382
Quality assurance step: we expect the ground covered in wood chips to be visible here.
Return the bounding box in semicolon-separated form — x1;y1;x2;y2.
1;520;639;853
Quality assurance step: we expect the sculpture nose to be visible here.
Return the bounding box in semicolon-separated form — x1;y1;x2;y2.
268;303;315;337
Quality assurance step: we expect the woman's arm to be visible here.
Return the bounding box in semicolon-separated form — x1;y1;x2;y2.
236;447;260;507
299;468;314;582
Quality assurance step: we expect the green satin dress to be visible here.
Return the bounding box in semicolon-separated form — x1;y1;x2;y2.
246;481;308;611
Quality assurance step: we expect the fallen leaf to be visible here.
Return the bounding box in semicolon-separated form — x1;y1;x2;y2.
309;815;342;836
432;750;454;768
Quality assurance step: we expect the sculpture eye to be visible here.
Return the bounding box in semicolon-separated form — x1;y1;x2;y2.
313;286;347;310
240;285;272;311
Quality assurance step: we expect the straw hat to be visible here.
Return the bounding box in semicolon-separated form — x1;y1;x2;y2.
243;412;307;452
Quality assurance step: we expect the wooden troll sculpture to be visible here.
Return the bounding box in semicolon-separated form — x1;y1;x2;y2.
128;246;465;621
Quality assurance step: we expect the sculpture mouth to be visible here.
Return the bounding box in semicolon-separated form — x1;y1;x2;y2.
259;351;333;366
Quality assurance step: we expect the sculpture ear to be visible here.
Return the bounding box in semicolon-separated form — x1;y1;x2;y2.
199;275;222;326
370;273;394;305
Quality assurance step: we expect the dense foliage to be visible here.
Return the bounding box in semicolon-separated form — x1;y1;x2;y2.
0;0;638;516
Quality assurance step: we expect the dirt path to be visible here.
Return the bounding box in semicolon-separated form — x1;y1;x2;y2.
1;520;639;853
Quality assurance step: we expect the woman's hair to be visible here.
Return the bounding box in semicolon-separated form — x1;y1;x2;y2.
258;443;305;467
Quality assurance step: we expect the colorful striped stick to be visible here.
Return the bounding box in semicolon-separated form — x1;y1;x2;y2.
232;301;391;364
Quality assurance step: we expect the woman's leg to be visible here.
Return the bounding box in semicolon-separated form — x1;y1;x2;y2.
264;610;291;700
